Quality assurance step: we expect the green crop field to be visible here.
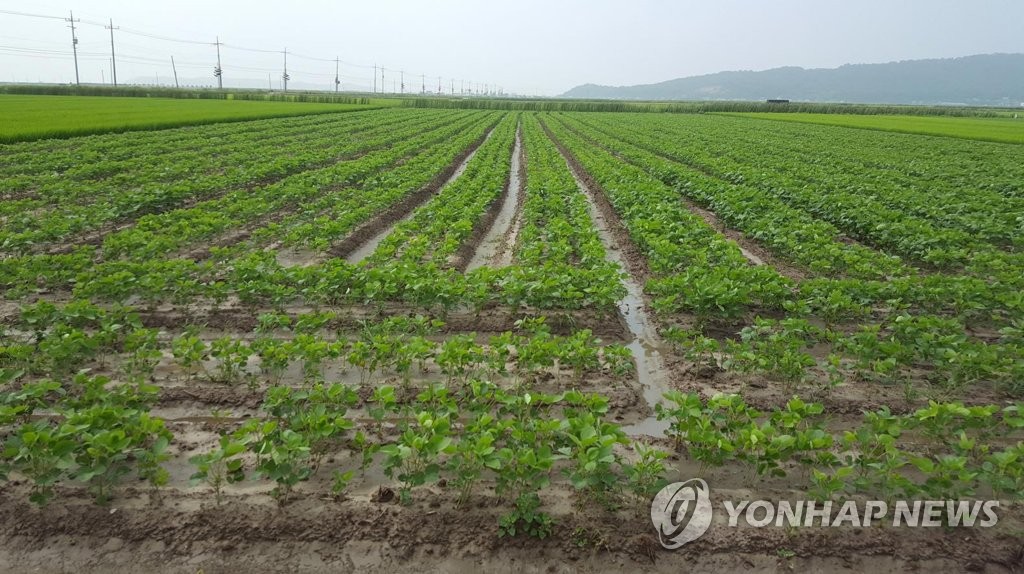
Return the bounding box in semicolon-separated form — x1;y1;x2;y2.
0;94;378;143
2;105;1022;569
724;111;1024;143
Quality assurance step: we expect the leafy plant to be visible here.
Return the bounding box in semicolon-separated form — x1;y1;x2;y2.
558;407;627;509
189;434;247;505
623;441;669;512
208;337;251;386
380;411;455;504
171;329;208;382
448;415;501;506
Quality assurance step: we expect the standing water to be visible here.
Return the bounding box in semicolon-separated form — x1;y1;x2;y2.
345;127;496;264
467;125;524;270
566;163;672;437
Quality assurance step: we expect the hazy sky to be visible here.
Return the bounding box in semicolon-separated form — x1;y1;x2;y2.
1;0;1022;95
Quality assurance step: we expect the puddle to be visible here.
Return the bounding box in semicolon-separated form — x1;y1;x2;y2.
738;245;765;266
683;198;768;267
344;213;415;264
345;129;495;265
565;164;672;438
467;125;524;270
274;246;321;267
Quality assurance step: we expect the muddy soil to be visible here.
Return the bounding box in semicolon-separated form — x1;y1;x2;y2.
1;479;1019;574
5;117;1022;574
126;303;629;341
679;197;808;281
464;124;526;271
545;120;674;436
329;123;498;262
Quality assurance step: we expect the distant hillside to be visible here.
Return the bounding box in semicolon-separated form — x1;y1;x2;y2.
562;54;1024;106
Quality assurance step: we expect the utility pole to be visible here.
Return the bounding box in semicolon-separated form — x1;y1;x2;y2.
282;48;289;92
373;64;376;93
334;57;340;92
101;68;104;84
105;19;119;86
381;67;385;94
400;70;404;95
171;56;179;88
66;11;80;85
450;79;454;95
421;74;425;94
268;73;271;91
214;36;223;89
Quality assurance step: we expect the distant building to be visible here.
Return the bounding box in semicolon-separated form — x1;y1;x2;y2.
766;99;790;104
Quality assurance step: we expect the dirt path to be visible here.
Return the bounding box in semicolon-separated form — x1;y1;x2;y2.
329;124;497;264
465;124;526;271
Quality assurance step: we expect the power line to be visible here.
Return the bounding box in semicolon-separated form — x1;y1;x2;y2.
0;8;500;93
0;9;65;21
221;43;279;54
116;27;213;46
0;46;91;59
288;50;332;63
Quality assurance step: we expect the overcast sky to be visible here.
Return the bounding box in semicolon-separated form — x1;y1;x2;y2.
1;0;1022;95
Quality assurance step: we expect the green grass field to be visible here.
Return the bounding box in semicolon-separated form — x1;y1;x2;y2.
0;95;379;143
724;112;1024;144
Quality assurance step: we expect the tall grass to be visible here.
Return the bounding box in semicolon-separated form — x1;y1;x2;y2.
1;83;1009;117
400;97;1007;117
